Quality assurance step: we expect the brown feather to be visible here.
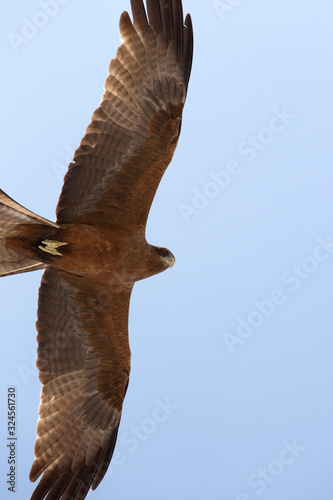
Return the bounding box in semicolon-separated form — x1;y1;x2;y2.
146;0;163;35
158;0;173;40
183;13;193;86
171;0;184;59
130;0;149;35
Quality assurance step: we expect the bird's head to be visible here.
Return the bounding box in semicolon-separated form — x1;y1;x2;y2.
147;244;175;279
154;246;176;269
126;244;175;283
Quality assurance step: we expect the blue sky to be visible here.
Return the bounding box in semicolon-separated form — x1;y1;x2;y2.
1;0;333;499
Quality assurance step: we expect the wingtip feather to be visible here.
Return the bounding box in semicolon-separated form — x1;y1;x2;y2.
183;12;193;87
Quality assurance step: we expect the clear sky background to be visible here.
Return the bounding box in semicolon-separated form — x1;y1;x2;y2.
1;1;333;499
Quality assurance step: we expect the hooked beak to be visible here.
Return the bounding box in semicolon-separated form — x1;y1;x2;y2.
167;256;175;268
163;253;175;268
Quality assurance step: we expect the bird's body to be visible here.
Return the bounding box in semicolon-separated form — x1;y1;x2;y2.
0;1;193;498
6;223;171;284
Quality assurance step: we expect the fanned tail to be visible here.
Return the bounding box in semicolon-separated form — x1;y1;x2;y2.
0;190;59;277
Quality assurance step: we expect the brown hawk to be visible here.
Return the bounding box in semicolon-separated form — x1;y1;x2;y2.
0;1;193;498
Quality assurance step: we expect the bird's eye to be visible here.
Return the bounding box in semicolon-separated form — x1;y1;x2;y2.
159;248;169;257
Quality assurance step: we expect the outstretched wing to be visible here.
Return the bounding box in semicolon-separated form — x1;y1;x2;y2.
56;0;193;234
30;267;132;499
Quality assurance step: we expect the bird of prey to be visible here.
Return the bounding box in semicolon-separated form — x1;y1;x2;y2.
0;1;193;499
